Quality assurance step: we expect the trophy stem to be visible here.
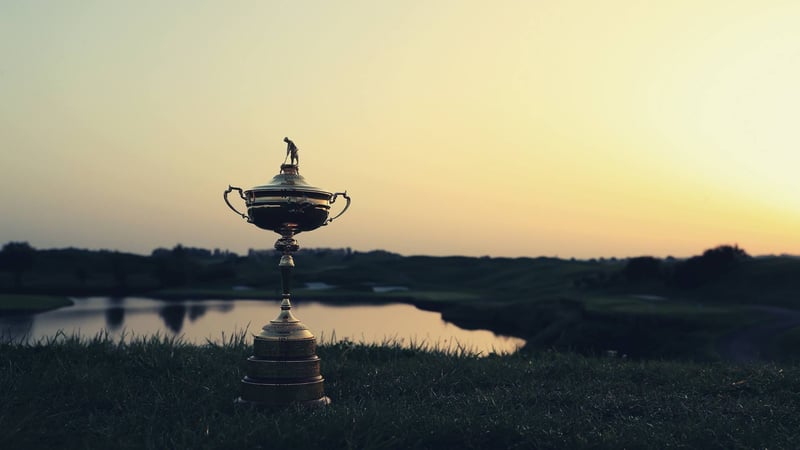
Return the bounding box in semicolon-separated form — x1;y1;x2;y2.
273;229;300;322
279;255;294;308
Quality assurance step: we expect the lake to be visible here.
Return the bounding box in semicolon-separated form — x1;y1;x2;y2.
0;297;525;355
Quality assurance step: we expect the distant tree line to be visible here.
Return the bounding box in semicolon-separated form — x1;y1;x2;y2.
0;242;361;293
0;241;769;296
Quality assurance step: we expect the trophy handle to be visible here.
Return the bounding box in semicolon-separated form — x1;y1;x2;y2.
224;185;250;221
325;191;351;225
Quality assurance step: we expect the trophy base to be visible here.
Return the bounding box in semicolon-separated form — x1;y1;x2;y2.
234;396;331;408
236;304;331;407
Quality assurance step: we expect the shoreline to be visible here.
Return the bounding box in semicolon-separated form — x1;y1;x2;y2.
0;294;74;316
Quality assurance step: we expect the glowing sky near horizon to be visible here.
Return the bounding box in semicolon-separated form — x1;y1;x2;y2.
1;0;799;258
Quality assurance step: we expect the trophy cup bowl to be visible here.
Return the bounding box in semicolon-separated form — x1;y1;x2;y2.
224;143;350;407
224;164;350;234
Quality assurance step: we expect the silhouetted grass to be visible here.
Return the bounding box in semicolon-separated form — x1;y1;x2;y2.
2;335;799;449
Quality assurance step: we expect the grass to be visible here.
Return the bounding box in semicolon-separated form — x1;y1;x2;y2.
0;294;73;314
2;334;799;449
772;326;800;361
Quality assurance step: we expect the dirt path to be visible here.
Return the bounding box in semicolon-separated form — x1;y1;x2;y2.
717;305;800;363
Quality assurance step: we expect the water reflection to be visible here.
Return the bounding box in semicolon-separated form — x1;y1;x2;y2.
159;304;187;333
156;304;211;333
105;307;125;330
188;304;208;321
0;297;525;354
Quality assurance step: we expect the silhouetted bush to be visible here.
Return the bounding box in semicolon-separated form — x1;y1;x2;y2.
672;245;750;288
196;261;237;283
623;256;662;282
109;252;128;289
152;245;197;287
0;242;36;287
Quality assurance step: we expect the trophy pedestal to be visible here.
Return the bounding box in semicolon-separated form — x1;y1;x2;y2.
235;295;331;407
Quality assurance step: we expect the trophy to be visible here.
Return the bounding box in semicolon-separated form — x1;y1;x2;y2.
224;137;350;406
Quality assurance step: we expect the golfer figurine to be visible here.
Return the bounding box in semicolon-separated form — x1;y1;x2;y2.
284;137;299;166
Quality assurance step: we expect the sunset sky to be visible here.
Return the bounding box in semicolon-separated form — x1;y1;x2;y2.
2;0;799;258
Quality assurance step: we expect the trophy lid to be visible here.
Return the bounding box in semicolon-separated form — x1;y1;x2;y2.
224;138;350;234
249;164;332;198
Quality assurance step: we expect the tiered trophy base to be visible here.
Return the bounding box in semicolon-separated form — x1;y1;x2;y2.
236;302;330;407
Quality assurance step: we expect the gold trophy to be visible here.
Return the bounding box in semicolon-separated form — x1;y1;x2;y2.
224;138;350;406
